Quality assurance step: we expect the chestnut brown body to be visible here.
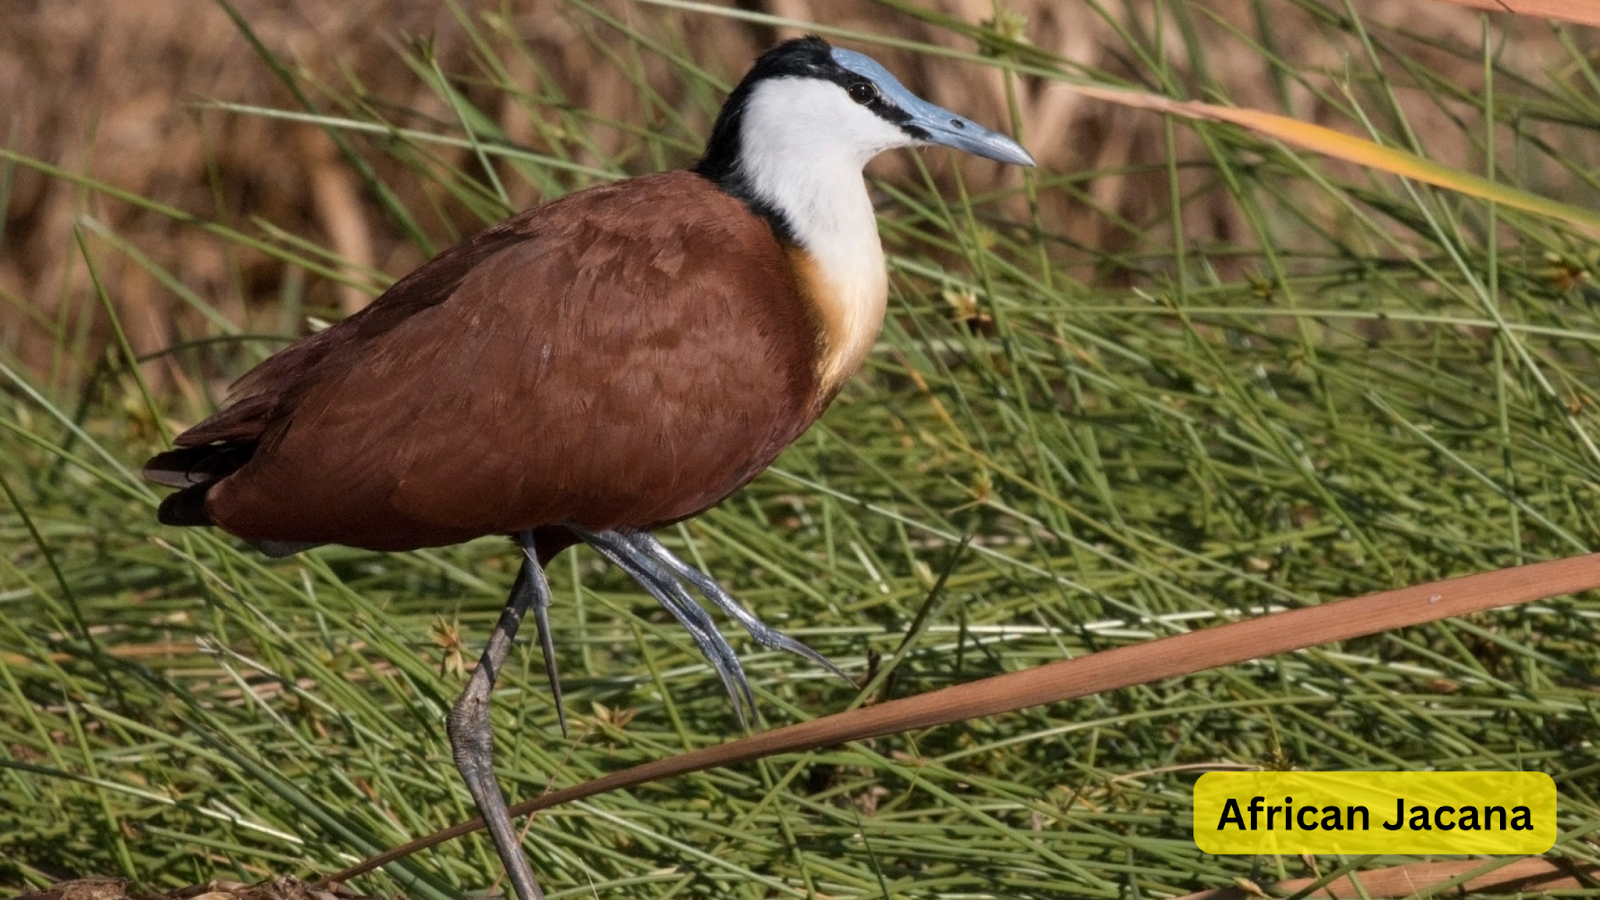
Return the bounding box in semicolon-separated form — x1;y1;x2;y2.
147;172;825;558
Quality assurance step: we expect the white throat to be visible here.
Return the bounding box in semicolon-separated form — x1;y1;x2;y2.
737;78;906;392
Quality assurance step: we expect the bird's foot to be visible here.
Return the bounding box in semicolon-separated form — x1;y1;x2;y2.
623;531;851;682
570;526;757;725
568;526;849;726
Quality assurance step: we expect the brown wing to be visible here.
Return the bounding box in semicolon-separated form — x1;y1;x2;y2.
163;220;538;452
159;172;822;552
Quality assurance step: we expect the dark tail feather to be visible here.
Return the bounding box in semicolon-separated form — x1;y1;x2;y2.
157;485;214;527
154;481;323;555
143;443;254;488
146;441;254;528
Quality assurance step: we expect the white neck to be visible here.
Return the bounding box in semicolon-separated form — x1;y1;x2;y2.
737;78;901;392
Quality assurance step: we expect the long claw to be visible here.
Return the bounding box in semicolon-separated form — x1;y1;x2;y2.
581;527;756;726
532;600;566;738
517;537;568;738
571;526;757;726
627;532;853;683
524;576;569;739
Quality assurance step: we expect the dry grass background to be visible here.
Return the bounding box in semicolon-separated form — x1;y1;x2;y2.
1;0;1577;398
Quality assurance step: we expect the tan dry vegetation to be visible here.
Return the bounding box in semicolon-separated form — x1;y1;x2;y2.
0;0;1580;396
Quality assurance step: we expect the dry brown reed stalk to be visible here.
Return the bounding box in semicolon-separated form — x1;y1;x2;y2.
294;128;375;318
1;0;1582;395
1425;0;1600;26
1170;856;1600;899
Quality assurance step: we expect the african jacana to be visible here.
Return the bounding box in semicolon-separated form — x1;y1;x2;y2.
145;37;1034;900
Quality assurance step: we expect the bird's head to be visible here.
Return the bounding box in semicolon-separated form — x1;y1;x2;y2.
696;37;1035;238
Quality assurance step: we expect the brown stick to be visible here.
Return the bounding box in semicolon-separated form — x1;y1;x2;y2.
1168;856;1598;899
319;552;1600;887
1422;0;1600;28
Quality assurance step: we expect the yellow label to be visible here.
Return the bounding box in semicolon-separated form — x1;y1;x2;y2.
1194;771;1555;855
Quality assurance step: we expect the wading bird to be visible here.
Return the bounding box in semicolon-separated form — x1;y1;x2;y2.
145;36;1034;900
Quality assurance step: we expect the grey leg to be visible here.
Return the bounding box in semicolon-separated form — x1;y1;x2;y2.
626;532;851;683
570;525;757;727
445;529;549;900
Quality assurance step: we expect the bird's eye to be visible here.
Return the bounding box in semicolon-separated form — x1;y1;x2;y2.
848;81;879;105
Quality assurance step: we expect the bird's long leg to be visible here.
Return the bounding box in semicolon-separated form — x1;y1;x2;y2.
570;525;756;726
446;529;549;900
625;531;852;683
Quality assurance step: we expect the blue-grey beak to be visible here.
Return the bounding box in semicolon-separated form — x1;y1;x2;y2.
832;48;1037;168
